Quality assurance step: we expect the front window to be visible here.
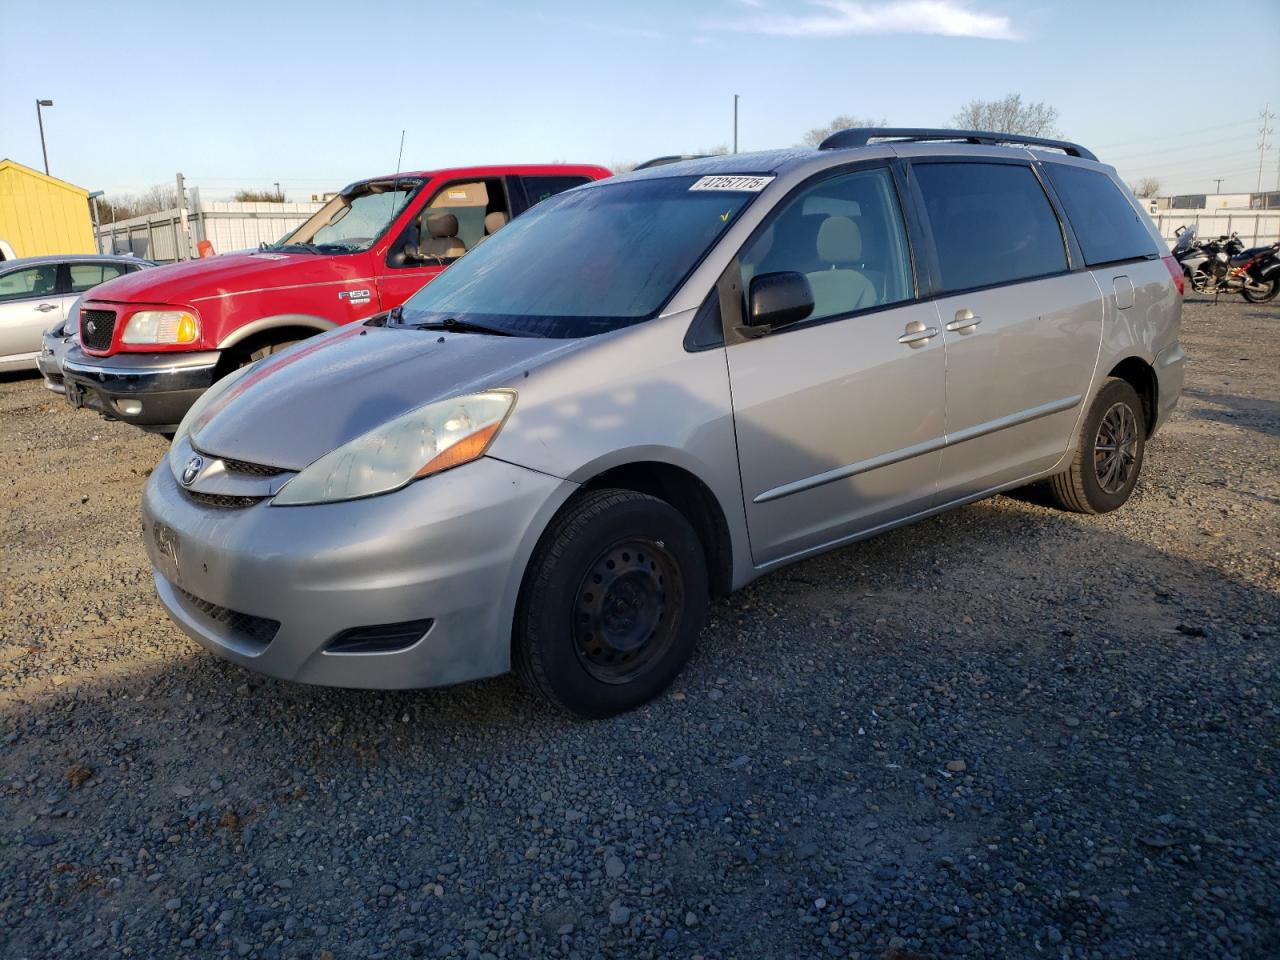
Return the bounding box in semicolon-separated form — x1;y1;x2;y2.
272;178;423;254
397;176;760;337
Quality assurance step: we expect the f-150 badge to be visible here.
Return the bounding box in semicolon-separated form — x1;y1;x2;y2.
339;289;371;304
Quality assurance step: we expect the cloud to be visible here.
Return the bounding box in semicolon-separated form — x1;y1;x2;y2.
719;0;1020;41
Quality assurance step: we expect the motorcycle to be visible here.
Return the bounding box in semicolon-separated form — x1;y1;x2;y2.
1172;225;1280;303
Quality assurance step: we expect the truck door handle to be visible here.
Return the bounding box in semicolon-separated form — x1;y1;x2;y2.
36;303;59;312
898;320;938;347
946;309;981;333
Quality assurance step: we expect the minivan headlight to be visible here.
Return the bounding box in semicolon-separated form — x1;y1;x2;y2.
272;391;515;506
122;309;200;345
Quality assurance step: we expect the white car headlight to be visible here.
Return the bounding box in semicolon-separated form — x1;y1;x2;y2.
272;391;516;506
122;309;200;345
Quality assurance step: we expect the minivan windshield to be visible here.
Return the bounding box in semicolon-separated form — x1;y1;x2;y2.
396;176;759;337
272;178;423;254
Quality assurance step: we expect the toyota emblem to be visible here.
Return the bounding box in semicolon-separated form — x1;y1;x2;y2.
181;455;204;486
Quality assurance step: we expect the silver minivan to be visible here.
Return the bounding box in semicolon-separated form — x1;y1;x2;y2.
142;128;1184;716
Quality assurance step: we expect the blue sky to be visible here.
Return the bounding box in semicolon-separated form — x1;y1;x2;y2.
2;0;1278;200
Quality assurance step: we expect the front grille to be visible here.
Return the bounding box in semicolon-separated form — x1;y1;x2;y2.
185;491;264;509
174;587;279;650
220;456;287;478
80;309;116;351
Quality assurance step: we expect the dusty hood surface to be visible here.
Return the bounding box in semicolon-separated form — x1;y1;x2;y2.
190;324;588;471
82;251;360;306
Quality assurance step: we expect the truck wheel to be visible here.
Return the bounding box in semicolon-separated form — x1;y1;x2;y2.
514;489;708;718
1047;378;1146;515
245;339;299;363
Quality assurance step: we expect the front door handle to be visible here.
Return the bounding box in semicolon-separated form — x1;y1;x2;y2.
36;303;59;312
946;309;981;333
898;320;938;347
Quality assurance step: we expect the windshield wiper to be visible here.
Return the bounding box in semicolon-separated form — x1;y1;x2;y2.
271;242;323;254
410;317;514;337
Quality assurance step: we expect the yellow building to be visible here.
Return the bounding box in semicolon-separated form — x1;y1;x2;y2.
0;159;95;257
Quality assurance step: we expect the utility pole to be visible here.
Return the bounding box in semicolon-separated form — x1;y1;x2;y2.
1257;104;1274;194
1213;178;1223;194
274;181;281;199
733;94;739;154
35;99;53;174
176;172;192;262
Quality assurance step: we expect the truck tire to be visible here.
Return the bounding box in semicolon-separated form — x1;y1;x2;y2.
514;488;708;718
1047;378;1146;514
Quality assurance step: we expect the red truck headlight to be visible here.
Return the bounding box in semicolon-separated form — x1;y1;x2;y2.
121;309;201;345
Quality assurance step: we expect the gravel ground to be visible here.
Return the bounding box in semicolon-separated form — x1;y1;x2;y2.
1;296;1277;960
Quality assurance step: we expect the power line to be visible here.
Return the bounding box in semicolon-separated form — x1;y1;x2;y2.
1091;118;1256;151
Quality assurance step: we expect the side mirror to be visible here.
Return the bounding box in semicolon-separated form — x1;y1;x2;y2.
748;271;814;330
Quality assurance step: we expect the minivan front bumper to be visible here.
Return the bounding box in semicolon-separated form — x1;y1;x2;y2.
142;453;575;689
63;347;222;432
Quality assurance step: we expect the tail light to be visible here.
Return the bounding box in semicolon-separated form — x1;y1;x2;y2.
1161;255;1185;296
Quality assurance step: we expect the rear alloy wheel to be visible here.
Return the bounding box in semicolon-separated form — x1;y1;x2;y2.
1241;277;1279;303
515;489;708;717
1047;378;1146;514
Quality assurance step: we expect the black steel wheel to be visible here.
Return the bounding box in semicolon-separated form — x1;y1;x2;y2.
515;488;708;717
573;539;684;685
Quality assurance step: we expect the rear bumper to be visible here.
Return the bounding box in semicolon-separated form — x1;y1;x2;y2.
62;348;221;432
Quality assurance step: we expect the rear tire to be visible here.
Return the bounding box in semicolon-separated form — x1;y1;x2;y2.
1241;277;1279;303
514;488;708;718
1047;378;1146;515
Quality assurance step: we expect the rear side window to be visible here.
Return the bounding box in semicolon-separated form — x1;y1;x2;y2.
914;162;1067;293
1044;164;1159;266
68;262;129;292
521;176;591;206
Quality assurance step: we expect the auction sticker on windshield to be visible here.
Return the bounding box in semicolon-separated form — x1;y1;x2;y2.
689;175;775;192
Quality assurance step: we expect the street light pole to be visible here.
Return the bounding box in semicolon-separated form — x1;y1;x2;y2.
1213;178;1223;194
35;99;53;175
733;94;739;154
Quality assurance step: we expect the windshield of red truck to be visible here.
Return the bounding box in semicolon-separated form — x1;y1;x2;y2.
272;179;423;254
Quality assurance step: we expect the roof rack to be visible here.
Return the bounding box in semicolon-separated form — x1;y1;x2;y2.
632;154;711;170
818;127;1097;161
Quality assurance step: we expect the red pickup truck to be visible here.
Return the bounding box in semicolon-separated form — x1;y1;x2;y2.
63;163;610;433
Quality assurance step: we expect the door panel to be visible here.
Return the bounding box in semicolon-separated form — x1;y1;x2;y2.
0;264;60;358
934;271;1102;498
729;304;946;563
725;163;943;566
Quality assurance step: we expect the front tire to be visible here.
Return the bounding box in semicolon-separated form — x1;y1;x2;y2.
514;489;708;718
1241;277;1279;303
1047;378;1146;514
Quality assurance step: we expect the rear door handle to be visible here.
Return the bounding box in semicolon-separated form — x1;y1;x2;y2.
945;309;981;333
36;303;59;312
898;320;939;347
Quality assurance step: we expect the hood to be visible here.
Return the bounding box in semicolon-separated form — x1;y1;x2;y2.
191;324;591;470
83;251;353;307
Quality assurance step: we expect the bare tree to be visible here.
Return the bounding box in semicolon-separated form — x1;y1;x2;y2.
800;115;887;148
234;188;286;202
952;94;1059;137
1131;177;1161;199
92;184;179;223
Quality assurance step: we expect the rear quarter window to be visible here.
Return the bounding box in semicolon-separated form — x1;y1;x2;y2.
1044;164;1159;267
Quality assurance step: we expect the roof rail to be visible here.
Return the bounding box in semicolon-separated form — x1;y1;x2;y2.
818;127;1097;161
632;154;711;170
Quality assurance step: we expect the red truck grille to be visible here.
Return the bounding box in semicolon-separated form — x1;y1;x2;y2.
80;309;117;352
